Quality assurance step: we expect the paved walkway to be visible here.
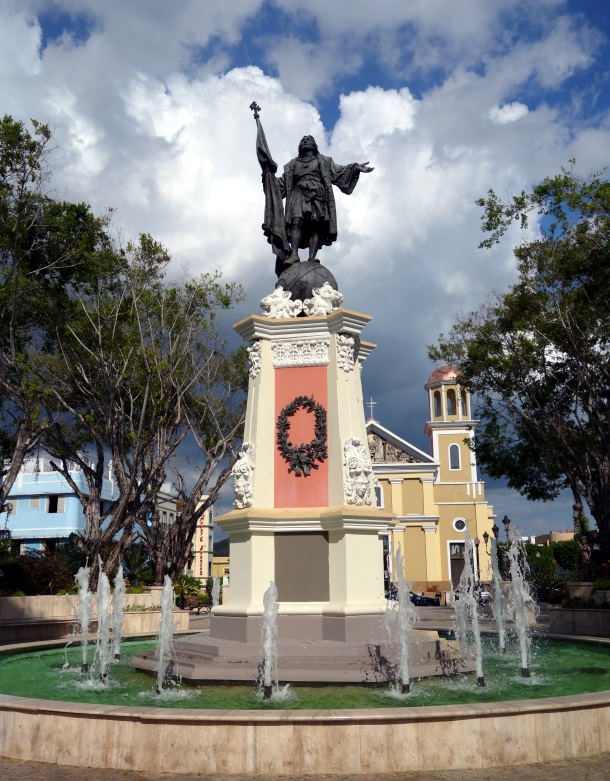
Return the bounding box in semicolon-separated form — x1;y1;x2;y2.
1;753;609;781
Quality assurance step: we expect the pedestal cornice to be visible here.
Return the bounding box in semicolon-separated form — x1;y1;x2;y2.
216;504;395;534
234;308;374;345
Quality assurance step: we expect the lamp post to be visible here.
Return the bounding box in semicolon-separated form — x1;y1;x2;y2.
501;515;511;542
572;501;582;533
491;523;499;540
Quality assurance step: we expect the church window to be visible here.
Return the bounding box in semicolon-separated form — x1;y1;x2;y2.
433;391;441;417
374;481;384;508
449;444;460;470
447;389;457;416
461;389;468;417
452;518;466;533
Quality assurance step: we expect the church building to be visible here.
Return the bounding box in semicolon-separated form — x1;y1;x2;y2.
366;366;495;594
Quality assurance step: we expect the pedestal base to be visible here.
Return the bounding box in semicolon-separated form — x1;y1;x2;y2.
209;612;385;643
130;614;473;685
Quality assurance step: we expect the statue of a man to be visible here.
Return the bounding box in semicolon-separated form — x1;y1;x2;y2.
251;104;373;276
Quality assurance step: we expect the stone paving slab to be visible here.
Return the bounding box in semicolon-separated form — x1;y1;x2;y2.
1;753;609;781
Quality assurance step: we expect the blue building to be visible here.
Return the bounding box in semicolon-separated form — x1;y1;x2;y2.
4;454;118;553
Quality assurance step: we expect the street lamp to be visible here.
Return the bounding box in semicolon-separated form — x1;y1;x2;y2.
482;530;489;547
491;523;499;540
501;515;511;541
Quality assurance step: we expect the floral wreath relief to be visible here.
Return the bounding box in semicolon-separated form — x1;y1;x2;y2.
276;395;328;477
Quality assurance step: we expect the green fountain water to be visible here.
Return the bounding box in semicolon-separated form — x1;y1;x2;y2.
0;636;608;710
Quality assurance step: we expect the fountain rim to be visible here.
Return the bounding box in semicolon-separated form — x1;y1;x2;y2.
1;632;609;722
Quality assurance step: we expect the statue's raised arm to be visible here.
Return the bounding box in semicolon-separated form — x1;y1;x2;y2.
250;103;373;278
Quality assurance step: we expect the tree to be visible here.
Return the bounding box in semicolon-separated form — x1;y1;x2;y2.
39;235;246;584
429;164;610;557
0;115;112;517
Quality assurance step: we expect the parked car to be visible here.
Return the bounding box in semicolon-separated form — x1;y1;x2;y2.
453;587;492;605
384;588;440;606
409;591;440;607
478;588;492;605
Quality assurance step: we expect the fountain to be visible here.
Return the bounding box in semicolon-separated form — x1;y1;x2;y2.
489;535;507;653
506;525;538;677
74;564;92;673
385;543;418;694
155;575;177;694
111;564;126;660
259;581;279;699
211;576;220;608
453;527;485;686
0;111;608;775
94;560;112;683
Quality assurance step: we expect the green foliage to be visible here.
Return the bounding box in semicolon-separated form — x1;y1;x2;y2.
524;544;557;601
122;547;153;588
552;539;580;573
561;596;609;609
594;579;610;591
430;164;610;557
173;573;205;609
0;115;117;519
0;116;245;585
0;549;77;595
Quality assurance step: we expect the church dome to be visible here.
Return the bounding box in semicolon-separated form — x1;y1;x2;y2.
425;365;461;387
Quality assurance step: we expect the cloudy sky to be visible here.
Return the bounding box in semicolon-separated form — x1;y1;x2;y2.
2;0;608;536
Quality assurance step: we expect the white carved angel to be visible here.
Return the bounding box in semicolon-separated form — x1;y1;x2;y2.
303;282;343;316
260;287;303;318
303;282;343;317
344;437;372;506
232;442;255;509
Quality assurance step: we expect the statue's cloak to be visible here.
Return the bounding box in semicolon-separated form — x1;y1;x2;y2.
254;117;361;277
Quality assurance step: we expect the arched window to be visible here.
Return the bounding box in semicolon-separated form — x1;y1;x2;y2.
449;444;460;470
461;389;468;418
447;389;457;416
375;483;384;508
433;391;441;417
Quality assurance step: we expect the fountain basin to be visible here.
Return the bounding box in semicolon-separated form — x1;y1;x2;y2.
0;636;609;773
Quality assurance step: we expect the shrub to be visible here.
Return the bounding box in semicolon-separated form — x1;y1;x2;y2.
552;540;580;573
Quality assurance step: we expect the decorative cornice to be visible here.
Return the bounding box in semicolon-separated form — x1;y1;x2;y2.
272;339;329;367
425;420;479;430
215;504;396;534
373;463;439;475
336;333;355;372
246;340;262;379
234;309;372;343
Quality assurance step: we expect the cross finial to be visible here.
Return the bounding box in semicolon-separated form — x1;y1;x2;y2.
366;397;377;420
249;101;261;119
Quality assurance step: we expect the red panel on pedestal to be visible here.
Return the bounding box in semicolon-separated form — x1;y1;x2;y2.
274;365;329;508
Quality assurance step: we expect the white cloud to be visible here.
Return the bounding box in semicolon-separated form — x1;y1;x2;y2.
489;102;529;124
0;0;608;537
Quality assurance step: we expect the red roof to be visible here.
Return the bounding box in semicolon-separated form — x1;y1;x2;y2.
426;365;461;385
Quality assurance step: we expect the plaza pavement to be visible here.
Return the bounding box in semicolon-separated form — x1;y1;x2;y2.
1;753;609;780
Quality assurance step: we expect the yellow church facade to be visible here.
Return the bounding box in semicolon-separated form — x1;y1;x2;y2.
367;366;495;593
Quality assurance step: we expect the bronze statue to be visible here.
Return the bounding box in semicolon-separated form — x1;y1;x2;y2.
250;102;373;277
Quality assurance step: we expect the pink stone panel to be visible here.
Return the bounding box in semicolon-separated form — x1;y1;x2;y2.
274;366;329;508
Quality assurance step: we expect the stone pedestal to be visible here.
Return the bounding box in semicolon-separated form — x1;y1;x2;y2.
211;308;395;641
131;304;472;683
